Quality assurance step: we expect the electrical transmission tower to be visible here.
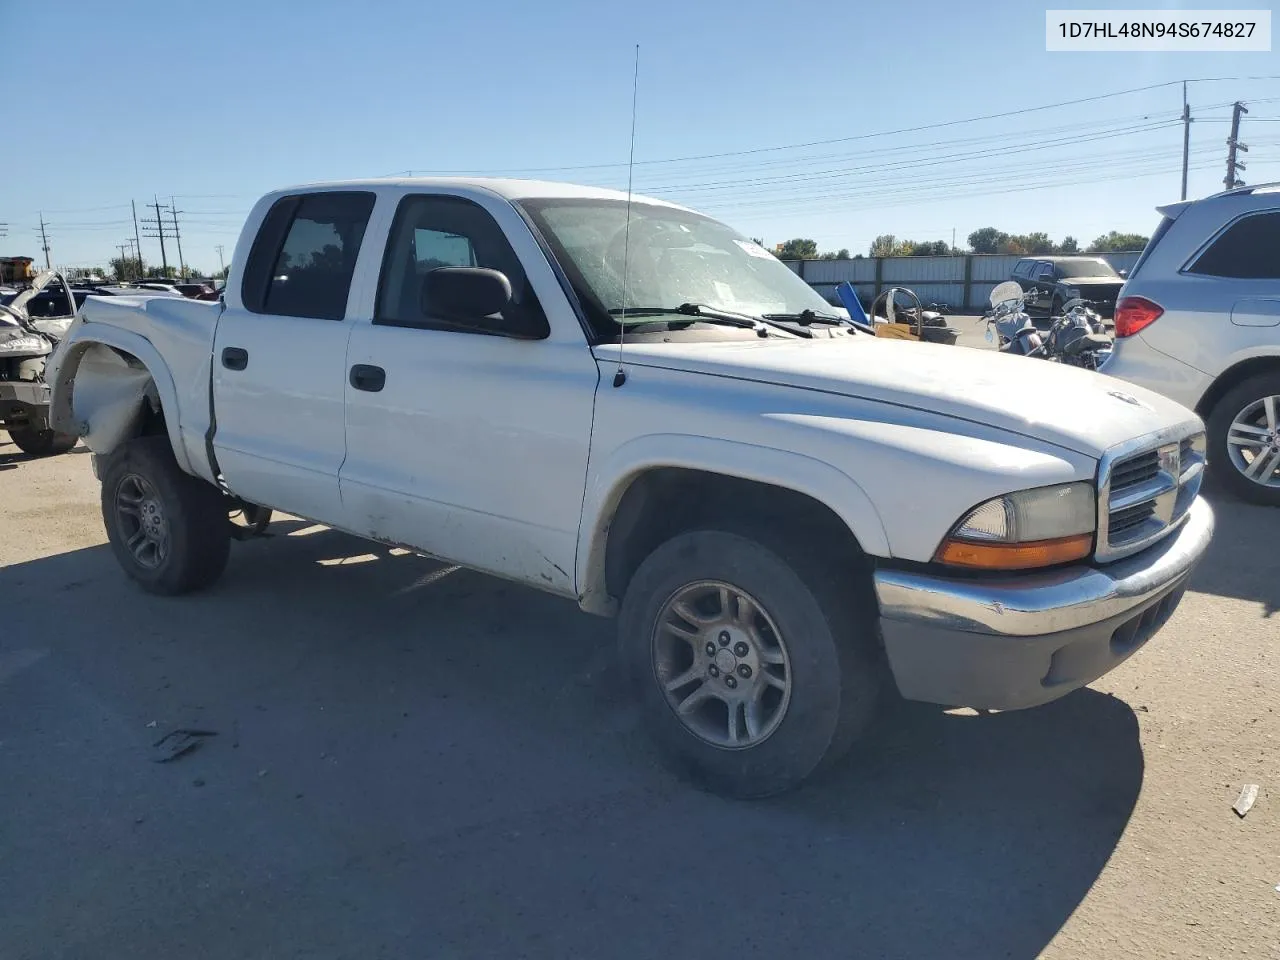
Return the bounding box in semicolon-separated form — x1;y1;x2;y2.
140;196;177;275
36;213;52;268
1225;101;1249;189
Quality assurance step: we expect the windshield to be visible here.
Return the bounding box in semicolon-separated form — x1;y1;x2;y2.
516;198;841;340
1056;257;1119;279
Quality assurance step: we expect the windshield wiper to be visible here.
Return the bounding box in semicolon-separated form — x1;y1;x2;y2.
608;303;808;338
762;309;874;335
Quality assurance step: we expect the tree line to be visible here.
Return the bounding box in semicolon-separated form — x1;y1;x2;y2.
772;228;1150;261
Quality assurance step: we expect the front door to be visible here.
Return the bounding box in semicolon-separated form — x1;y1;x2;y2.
212;191;376;525
339;192;598;593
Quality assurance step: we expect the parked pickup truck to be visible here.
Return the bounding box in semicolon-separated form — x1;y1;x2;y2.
47;178;1214;797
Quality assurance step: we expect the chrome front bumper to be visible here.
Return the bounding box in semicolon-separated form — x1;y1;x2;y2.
872;496;1214;710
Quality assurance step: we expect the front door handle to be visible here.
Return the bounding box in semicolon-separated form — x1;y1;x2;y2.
221;347;248;371
349;364;386;392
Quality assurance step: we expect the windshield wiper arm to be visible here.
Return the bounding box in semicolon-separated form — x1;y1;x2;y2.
608;303;809;338
762;309;874;335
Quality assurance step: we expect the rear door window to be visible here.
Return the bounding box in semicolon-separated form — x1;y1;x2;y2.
1187;211;1280;279
241;191;376;320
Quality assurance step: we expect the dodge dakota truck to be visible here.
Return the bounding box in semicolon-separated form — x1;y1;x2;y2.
47;178;1214;797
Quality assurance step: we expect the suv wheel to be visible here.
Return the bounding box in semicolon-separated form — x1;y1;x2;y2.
619;529;881;798
1207;371;1280;506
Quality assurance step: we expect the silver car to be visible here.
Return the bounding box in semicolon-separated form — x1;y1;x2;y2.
1102;182;1280;505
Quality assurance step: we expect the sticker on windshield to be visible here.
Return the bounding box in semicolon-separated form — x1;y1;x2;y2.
733;239;776;260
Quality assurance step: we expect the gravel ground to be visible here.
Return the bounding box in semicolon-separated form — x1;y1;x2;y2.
2;345;1278;958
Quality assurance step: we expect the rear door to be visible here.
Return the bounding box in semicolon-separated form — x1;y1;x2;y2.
1147;207;1280;375
212;190;376;525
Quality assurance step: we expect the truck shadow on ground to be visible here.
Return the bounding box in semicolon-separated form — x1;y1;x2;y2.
3;521;1143;960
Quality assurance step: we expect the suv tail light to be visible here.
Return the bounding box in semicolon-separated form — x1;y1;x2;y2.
1114;296;1163;337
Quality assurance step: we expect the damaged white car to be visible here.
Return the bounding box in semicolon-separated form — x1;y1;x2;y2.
0;270;82;456
47;178;1213;797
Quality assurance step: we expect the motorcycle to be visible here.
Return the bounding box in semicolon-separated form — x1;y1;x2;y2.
0;271;80;457
1044;297;1113;370
984;281;1045;356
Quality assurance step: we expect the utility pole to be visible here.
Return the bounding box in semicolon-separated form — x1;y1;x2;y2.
169;197;185;277
132;200;146;276
37;213;51;268
142;195;170;274
1225;101;1248;190
215;244;226;276
1181;81;1191;201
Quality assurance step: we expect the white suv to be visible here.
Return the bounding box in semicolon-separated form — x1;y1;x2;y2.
1102;183;1280;505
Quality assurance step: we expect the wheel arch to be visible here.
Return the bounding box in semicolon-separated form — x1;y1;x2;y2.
1196;353;1280;420
576;435;891;616
49;330;197;477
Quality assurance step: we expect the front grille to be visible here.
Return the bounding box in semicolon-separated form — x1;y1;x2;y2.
1097;429;1205;561
1110;450;1159;493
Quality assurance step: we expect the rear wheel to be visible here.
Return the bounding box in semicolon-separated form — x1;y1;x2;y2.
619;529;881;798
7;426;78;457
100;436;231;594
1207;372;1280;506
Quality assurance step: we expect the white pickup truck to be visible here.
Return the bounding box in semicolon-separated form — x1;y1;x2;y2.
48;178;1213;797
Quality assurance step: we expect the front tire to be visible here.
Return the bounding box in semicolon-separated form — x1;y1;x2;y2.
100;436;231;594
7;426;78;457
1208;372;1280;506
619;529;881;798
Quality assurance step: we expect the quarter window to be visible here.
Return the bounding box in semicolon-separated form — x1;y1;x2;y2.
1188;212;1280;279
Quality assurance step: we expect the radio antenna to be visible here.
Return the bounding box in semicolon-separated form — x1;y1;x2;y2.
613;43;640;388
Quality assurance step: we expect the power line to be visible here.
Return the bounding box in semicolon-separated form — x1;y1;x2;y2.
388;75;1280;176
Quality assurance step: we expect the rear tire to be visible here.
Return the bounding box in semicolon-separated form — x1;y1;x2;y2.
618;528;881;798
7;426;78;457
100;436;231;594
1207;372;1280;506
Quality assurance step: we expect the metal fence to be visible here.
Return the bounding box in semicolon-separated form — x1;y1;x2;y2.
783;251;1143;311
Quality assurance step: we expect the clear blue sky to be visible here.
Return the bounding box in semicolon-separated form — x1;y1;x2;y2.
5;0;1280;271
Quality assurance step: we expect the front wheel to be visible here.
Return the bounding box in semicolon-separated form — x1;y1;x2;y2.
1208;372;1280;506
100;436;231;594
619;529;881;798
7;426;78;457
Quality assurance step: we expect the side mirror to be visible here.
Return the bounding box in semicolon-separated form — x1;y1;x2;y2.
422;267;511;325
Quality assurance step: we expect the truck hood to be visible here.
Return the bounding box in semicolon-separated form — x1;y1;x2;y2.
593;336;1200;458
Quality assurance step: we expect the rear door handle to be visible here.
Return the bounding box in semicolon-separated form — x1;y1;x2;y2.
221;347;248;371
349;364;386;392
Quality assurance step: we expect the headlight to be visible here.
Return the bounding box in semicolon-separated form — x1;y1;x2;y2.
0;336;45;353
934;482;1095;570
